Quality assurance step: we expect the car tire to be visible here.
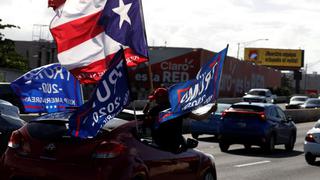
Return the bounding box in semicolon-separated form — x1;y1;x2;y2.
263;135;275;153
202;168;216;180
305;153;316;165
219;142;230;152
192;133;199;139
285;134;295;152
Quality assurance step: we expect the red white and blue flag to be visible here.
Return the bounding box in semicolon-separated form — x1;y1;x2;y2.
49;0;148;84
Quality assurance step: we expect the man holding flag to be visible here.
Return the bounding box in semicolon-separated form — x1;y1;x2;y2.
143;46;228;153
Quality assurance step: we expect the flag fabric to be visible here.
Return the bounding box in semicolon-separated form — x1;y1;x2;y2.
68;49;131;138
10;63;83;113
158;46;228;124
49;0;148;84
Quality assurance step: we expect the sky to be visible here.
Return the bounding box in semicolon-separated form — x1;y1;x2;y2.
1;0;320;73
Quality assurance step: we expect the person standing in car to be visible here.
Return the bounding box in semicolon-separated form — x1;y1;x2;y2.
143;87;217;153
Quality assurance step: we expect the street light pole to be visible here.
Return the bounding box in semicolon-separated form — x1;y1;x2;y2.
236;38;269;60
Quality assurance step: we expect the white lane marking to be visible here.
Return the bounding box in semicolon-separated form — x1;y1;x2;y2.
235;160;271;168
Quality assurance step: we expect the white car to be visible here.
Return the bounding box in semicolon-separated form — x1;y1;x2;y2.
285;95;308;109
243;88;276;103
304;120;320;164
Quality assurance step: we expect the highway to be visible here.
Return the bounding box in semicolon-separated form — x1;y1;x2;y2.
185;121;319;180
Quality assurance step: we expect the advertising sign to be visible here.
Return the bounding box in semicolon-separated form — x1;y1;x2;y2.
244;48;304;69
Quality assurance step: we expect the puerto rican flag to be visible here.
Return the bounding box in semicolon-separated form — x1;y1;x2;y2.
49;0;148;84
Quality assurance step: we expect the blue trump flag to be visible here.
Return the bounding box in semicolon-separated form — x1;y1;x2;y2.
158;46;228;124
10;63;83;113
69;49;131;138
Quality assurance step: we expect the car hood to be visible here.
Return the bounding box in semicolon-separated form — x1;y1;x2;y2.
307;127;320;134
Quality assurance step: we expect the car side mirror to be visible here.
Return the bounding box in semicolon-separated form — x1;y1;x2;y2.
186;138;198;149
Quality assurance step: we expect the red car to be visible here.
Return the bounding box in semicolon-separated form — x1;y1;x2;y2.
0;111;216;180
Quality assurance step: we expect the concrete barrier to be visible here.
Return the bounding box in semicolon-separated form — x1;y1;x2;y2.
285;108;320;123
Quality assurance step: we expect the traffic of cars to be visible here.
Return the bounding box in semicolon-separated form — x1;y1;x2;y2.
1;110;217;180
2;90;320;179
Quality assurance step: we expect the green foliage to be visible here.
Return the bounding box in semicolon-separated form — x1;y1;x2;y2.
0;19;29;71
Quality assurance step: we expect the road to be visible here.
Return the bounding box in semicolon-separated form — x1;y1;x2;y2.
185;121;320;180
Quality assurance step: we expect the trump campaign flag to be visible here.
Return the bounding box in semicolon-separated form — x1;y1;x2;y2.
49;0;148;84
68;49;131;138
158;46;228;124
10;64;83;113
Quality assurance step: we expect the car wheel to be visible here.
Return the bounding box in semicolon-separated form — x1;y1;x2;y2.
202;169;216;180
263;135;275;153
305;153;316;165
244;144;251;150
285;134;295;151
192;133;199;139
219;142;230;152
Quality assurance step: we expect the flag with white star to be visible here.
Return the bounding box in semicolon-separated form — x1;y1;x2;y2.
49;0;148;84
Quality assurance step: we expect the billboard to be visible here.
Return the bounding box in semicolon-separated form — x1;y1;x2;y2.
244;48;304;70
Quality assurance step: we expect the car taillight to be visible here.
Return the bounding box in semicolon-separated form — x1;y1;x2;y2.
259;113;266;121
92;141;126;159
8;130;23;149
305;134;316;142
221;111;227;118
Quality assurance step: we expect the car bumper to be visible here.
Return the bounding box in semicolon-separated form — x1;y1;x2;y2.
304;141;320;156
220;133;267;145
1;149;130;180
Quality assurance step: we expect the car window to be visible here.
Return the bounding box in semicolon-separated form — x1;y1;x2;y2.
291;97;307;102
230;105;264;112
307;100;320;105
276;107;286;121
248;90;266;96
267;107;279;119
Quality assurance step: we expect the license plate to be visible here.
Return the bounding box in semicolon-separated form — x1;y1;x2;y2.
237;122;246;128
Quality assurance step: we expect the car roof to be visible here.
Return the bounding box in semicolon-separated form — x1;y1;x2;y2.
232;102;275;108
249;88;269;92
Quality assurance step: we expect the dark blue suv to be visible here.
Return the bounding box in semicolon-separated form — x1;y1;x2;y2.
219;102;297;153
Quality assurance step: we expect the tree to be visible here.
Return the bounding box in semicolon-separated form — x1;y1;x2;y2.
0;19;29;71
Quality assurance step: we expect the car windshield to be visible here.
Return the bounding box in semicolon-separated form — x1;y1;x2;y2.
307;100;320;105
314;121;320;129
248;90;266;96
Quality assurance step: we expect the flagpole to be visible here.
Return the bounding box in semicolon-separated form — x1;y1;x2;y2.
215;44;229;101
138;0;154;92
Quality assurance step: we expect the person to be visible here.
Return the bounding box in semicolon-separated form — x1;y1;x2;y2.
143;87;217;153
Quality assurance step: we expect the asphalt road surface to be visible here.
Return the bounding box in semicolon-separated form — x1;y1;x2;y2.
185;121;320;180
